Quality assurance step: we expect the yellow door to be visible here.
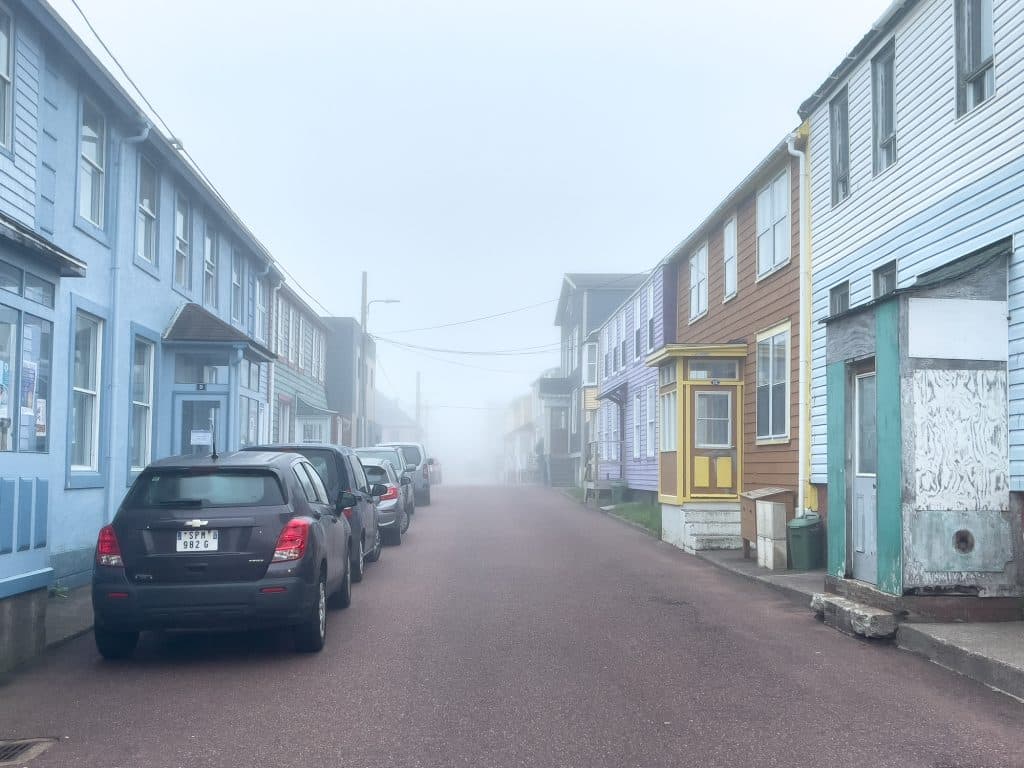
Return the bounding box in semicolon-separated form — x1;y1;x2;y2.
689;385;739;496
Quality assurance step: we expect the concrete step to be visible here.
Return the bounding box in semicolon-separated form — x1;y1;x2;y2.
688;534;742;551
811;593;898;639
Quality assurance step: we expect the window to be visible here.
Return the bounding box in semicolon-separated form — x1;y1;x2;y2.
231;252;243;322
872;40;897;175
130;338;154;472
290;308;300;365
302;421;324;443
571;389;578;434
723;217;738;299
239;396;259;446
688;359;739;380
256;279;268;342
645;385;656;458
618;313;626;367
632;392;642;459
130;470;284;508
689;243;708;320
136;157;158;264
610;402;619;459
597;406;605;460
583;342;597;386
956;0;994;116
78;99;106;227
646;283;655;351
203;227;218;308
602;327;610;378
174;194;191;290
278;398;293;442
23;272;54;308
756;170;789;275
830;89;850;205
634;296;643;360
299;315;310;371
695;392;732;449
756;327;789;441
71;310;102;470
659;363;677;386
873;261;897;297
302;463;328;502
0;8;12;150
612;318;620;372
0;306;52;454
659;390;677;451
293;464;317;503
830;282;850;315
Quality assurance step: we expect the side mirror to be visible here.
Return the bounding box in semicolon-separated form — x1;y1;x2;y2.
336;491;358;512
405;464;416;473
370;483;388;498
400;475;412;486
427;458;435;466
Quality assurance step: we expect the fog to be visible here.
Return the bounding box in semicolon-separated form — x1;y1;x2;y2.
55;0;890;482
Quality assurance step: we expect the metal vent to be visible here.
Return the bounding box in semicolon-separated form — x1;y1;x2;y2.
0;738;56;766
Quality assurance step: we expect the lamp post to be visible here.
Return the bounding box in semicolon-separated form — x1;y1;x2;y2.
359;271;398;446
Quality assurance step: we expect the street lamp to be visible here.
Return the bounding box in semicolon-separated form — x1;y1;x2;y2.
359;272;399;446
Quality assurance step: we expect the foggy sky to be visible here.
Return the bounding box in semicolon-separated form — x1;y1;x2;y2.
53;0;890;479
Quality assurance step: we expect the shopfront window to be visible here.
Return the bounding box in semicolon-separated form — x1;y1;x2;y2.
0;303;15;451
20;314;51;453
71;310;102;470
130;338;154;472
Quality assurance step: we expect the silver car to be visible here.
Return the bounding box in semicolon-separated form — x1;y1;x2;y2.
355;447;416;519
360;458;410;545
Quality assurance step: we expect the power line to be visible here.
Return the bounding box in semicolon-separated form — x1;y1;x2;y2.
378;339;543;374
66;0;339;320
373;336;561;356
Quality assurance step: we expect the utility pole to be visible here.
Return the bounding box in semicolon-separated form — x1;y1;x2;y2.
359;271;368;447
415;371;422;434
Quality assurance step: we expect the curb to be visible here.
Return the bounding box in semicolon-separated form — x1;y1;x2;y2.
897;624;1024;701
694;552;817;609
597;507;660;539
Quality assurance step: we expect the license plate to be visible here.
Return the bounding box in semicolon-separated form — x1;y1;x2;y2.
176;529;219;552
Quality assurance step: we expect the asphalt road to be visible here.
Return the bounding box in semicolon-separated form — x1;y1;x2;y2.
2;486;1023;768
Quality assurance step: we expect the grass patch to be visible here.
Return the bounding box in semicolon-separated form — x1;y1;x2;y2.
611;502;661;537
563;486;586;502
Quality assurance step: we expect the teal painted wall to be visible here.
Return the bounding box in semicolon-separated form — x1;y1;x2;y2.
875;300;903;595
826;361;847;578
273;364;329;439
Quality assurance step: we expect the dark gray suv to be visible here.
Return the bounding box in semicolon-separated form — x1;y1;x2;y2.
92;451;369;658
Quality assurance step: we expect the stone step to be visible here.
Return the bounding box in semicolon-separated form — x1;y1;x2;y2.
683;521;742;538
811;593;899;639
689;534;742;551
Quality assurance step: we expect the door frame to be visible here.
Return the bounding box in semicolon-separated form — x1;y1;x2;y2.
688;383;741;497
172;393;229;455
848;360;877;584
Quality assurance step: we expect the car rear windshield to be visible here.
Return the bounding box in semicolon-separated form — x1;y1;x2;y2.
358;449;403;466
128;469;285;508
398;446;423;465
363;464;391;483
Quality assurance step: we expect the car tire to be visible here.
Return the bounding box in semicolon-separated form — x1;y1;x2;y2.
296;571;328;653
365;528;382;563
95;627;139;660
328;555;352;610
400;508;410;534
389;524;403;547
419;486;431;507
351;536;365;584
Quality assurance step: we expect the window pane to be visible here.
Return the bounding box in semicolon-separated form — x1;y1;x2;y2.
81;102;105;168
756;187;770;234
23;273;54;308
74;313;99;390
71;389;95;467
0;304;15;452
757;231;773;273
20;315;51;453
772;382;786;436
132;340;153;404
772;173;788;222
138;159;157;213
756;340;770;387
772;333;788;383
0;11;11;81
757;385;770;437
0;260;19;295
857;375;878;474
979;0;993;61
131;403;150;470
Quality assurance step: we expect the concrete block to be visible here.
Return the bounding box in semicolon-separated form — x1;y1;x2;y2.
817;594;898;639
757;536;787;570
0;587;47;673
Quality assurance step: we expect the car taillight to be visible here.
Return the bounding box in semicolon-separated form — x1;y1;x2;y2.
340;506;354;520
381;485;399;501
422;465;429;480
96;525;123;567
273;519;310;562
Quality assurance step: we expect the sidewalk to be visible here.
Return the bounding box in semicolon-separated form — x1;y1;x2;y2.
45;585;93;648
696;549;824;606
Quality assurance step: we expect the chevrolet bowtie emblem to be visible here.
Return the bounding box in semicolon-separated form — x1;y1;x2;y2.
184;519;209;528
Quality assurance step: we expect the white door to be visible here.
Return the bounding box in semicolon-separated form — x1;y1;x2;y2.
852;371;877;584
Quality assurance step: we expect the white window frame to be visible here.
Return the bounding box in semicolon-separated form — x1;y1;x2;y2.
136;156;159;264
78;98;106;228
290;306;300;366
723;217;738;299
299;314;310;371
203;227;218;309
756;324;790;442
632;392;642;459
130;337;154;472
689;243;708;320
173;193;191;290
71;310;103;472
571;389;579;435
633;295;643;360
610;401;619;460
645;384;656;458
695;391;733;449
618;312;626;365
645;283;655;352
756;170;790;277
873;261;897;298
0;7;12;151
583;342;597;386
256;278;268;343
830;89;850;206
872;39;897;175
956;0;994;116
659;390;677;451
231;252;243;323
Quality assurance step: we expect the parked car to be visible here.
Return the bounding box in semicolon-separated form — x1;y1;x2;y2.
91;450;369;658
360;458;411;545
430;458;442;485
243;444;382;583
355;446;416;519
379;442;433;506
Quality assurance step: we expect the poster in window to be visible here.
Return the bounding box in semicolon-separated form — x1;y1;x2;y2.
20;359;36;411
0;359;9;419
35;398;46;437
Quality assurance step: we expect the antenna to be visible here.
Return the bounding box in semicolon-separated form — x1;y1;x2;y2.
210;413;219;461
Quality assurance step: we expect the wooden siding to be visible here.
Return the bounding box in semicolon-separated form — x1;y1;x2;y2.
0;18;40;226
674;156;801;494
807;0;1024;486
594;266;664;492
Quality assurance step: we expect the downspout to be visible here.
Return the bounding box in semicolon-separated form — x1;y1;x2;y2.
787;123;810;516
103;120;150;523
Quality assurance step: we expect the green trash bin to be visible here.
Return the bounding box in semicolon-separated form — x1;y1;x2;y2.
787;512;823;570
610;481;627;505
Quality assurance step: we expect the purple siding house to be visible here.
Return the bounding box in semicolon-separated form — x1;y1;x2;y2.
594;263;674;497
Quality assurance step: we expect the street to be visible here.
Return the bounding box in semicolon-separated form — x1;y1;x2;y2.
2;487;1023;768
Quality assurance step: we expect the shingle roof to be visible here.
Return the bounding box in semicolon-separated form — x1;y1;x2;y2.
163;303;276;360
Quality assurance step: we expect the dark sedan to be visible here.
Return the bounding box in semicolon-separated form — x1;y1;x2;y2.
92;451;358;658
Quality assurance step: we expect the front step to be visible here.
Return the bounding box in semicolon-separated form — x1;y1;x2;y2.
811;593;899;639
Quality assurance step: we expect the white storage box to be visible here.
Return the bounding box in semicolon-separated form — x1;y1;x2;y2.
756;500;787;540
757;535;788;570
